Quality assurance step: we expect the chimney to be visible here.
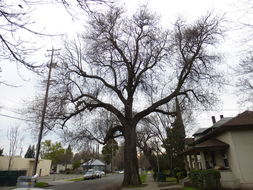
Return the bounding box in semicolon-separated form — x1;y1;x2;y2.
220;115;224;119
211;116;216;124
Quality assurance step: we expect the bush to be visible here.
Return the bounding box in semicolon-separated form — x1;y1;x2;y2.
65;168;71;174
176;171;187;182
172;168;187;183
189;169;221;190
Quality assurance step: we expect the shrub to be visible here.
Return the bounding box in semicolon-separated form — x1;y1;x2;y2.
189;169;221;190
176;171;187;182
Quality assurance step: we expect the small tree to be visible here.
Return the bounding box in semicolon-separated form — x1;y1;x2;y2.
7;126;24;170
102;139;118;168
24;145;35;158
63;144;73;169
41;140;65;168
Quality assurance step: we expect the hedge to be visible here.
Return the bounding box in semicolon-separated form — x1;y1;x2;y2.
189;169;221;190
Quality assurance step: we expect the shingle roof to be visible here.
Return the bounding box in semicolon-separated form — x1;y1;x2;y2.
82;159;105;166
193;117;233;136
193;128;208;136
193;111;253;144
185;138;194;145
183;138;229;154
212;117;233;128
223;111;253;127
194;139;229;149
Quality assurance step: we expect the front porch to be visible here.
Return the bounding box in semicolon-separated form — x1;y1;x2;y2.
183;138;239;189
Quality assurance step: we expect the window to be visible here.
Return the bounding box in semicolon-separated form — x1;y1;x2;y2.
223;152;229;167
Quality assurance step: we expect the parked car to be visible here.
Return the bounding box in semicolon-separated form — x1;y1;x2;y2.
94;170;105;178
94;170;102;178
84;169;96;180
100;171;105;176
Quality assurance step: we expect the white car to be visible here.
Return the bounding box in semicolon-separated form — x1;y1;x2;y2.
94;170;102;178
95;170;105;178
100;171;105;176
84;170;96;180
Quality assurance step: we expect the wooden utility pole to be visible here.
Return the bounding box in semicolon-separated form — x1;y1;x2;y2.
33;48;60;176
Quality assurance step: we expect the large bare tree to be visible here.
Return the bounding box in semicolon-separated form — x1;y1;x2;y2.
43;6;223;186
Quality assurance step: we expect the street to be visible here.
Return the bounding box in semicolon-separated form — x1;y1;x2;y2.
46;174;123;190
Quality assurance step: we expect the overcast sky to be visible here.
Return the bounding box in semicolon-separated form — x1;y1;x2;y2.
0;0;251;155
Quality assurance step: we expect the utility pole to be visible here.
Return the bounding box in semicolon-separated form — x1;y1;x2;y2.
33;48;60;176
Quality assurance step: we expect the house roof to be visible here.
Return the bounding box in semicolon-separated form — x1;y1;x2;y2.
194;139;229;149
193;128;208;136
82;159;105;166
183;139;229;154
194;111;253;144
193;117;233;137
223;111;253;127
185;138;194;145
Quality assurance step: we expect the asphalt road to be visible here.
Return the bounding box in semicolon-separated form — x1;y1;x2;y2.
46;174;123;190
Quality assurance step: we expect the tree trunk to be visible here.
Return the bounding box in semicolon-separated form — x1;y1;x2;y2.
122;124;141;186
8;157;12;171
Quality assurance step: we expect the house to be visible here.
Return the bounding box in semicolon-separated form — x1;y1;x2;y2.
183;111;253;189
56;163;72;173
81;159;106;172
0;156;51;176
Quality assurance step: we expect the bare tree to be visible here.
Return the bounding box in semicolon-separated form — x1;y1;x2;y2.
7;125;24;170
41;6;224;186
233;1;253;106
0;1;42;70
237;53;253;105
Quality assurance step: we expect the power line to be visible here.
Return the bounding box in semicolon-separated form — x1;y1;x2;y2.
0;113;34;122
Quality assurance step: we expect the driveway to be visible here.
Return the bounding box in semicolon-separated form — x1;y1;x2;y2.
46;174;123;190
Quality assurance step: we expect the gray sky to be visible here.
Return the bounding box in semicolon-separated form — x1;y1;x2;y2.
0;0;250;155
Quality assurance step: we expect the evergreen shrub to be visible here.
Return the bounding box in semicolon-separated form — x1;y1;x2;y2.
189;169;221;190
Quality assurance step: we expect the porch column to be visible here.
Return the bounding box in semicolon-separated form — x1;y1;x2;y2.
189;155;193;170
200;151;207;169
194;154;199;169
184;155;190;171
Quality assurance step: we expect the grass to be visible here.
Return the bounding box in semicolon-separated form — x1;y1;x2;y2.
183;187;200;190
140;172;147;183
157;177;178;188
166;177;177;183
35;182;49;188
124;184;147;188
68;177;84;181
158;183;177;187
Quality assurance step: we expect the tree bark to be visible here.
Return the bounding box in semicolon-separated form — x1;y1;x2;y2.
122;124;141;186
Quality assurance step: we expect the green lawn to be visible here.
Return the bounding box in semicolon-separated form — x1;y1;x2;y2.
68;177;84;181
140;172;147;183
183;187;200;190
35;182;49;188
166;177;177;183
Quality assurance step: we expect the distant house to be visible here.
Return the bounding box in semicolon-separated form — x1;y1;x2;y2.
81;159;106;172
56;163;72;173
0;156;51;176
183;111;253;189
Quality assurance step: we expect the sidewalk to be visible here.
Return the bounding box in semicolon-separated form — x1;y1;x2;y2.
0;187;13;190
121;174;183;190
122;174;159;190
